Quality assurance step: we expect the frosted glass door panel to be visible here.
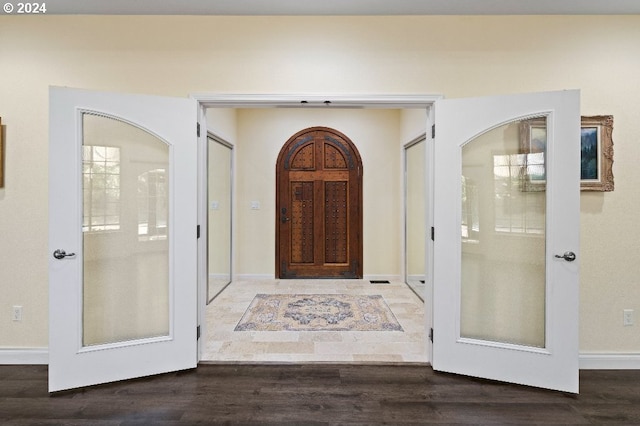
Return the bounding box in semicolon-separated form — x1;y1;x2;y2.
83;113;170;346
460;117;547;348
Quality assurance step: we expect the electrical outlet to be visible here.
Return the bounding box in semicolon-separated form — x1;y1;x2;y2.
12;306;23;322
623;309;634;326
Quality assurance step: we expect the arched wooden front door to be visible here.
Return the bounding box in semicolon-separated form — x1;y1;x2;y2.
276;127;363;279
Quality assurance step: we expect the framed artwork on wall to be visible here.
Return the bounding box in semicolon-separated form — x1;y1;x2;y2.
580;115;614;191
519;115;614;192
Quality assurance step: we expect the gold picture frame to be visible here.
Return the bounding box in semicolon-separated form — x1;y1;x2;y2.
580;115;614;191
519;115;614;192
518;117;547;192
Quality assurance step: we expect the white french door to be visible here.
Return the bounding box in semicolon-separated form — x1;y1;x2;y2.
432;90;580;393
48;87;198;392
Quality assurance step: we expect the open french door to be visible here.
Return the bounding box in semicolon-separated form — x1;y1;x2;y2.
433;90;580;393
49;87;198;392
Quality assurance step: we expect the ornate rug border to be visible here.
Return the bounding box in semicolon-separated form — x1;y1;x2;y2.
234;293;404;332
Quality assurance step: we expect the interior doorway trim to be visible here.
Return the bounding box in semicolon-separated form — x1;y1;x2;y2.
192;93;442;109
193;93;442;362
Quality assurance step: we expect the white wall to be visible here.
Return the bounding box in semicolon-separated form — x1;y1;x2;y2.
0;15;639;354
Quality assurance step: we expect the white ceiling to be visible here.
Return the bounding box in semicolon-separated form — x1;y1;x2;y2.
46;0;640;15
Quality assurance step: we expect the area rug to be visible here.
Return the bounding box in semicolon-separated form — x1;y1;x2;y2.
235;294;403;332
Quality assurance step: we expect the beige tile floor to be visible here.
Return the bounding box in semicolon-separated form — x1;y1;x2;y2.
202;279;428;363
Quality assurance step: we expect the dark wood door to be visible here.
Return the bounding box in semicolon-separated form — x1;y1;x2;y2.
276;127;363;278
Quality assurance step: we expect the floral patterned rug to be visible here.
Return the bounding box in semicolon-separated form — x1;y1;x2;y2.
235;294;403;332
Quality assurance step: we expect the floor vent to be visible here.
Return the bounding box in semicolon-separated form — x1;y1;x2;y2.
420;280;426;284
370;280;391;284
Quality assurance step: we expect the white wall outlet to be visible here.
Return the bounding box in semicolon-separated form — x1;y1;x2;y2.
12;306;23;322
623;309;634;326
210;201;220;210
250;201;260;210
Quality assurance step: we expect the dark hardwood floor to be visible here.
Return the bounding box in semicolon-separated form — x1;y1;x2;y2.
1;364;640;424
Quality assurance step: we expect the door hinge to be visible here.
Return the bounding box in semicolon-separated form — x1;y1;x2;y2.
197;122;201;137
197;225;201;239
197;325;201;340
429;328;433;343
431;124;435;139
431;227;435;241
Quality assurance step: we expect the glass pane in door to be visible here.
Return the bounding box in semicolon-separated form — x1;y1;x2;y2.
82;113;170;346
460;117;547;348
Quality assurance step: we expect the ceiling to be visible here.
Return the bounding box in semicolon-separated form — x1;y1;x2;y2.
46;0;640;15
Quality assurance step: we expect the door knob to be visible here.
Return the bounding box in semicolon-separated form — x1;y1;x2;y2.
554;251;576;262
53;249;76;260
281;216;290;224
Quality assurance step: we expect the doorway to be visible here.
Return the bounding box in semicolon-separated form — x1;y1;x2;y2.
276;127;363;279
199;106;431;363
196;100;437;365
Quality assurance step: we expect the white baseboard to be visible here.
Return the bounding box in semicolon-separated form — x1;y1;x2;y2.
579;353;640;369
208;273;231;280
0;348;48;365
364;274;402;282
234;274;275;281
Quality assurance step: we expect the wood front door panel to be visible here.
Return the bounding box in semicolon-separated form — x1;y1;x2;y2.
276;127;362;279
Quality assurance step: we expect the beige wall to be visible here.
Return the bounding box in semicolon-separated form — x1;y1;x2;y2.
400;109;429;145
0;15;639;353
206;108;237;145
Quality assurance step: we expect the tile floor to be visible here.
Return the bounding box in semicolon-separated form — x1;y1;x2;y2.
202;279;428;363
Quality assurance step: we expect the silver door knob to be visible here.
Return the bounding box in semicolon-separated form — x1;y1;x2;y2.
554;251;576;262
53;249;76;260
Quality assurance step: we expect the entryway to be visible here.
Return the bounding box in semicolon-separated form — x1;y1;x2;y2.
202;279;426;362
202;109;424;364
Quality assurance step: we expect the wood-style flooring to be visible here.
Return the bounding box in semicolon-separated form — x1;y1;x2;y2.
1;364;640;424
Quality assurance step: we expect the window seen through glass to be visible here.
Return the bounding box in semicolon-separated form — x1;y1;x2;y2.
82;145;121;232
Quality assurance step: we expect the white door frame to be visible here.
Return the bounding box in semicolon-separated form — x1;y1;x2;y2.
191;93;441;363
